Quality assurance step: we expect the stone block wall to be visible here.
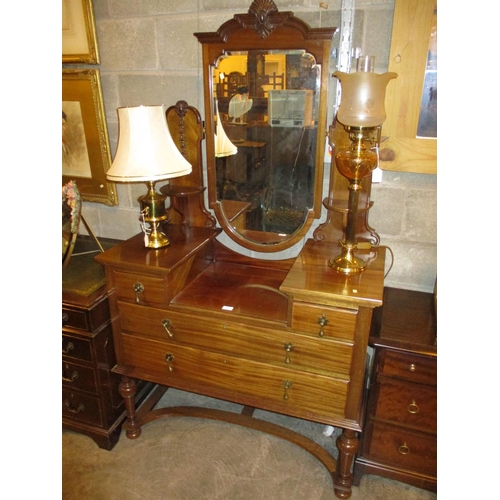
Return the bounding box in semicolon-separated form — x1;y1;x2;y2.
71;0;436;292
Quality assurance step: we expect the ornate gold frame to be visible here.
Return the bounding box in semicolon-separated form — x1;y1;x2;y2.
62;0;100;64
62;69;117;206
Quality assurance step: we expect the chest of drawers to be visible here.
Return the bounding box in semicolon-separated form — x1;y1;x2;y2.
95;227;385;498
353;287;437;492
62;238;152;450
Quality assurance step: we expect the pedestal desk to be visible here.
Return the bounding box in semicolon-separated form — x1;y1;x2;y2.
95;227;385;498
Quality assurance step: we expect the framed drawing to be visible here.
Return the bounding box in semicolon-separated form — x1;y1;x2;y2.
62;0;100;64
62;69;117;206
380;0;437;174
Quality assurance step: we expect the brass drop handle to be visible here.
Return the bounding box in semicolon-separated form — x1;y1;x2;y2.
398;442;410;455
409;363;416;372
62;370;79;383
165;353;175;372
317;314;329;337
407;400;419;414
133;281;145;303
62;341;74;354
64;399;85;414
62;312;69;325
162;319;173;338
284;342;294;364
282;380;293;400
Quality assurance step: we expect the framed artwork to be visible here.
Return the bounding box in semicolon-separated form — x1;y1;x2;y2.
62;69;117;206
62;0;100;64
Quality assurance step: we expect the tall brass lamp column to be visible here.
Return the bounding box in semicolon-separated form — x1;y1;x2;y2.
106;105;192;248
330;61;397;274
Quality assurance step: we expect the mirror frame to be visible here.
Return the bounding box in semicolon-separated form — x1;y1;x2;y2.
195;0;337;252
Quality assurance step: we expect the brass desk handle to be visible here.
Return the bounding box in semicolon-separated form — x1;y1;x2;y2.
62;370;79;383
284;343;294;364
62;341;74;354
165;353;175;372
317;314;329;337
407;400;419;414
64;399;85;414
282;380;293;400
133;281;144;303
398;442;410;455
162;319;173;338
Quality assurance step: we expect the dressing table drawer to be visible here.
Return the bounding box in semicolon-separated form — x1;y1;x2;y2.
113;270;166;307
120;332;349;423
118;301;353;378
291;302;357;342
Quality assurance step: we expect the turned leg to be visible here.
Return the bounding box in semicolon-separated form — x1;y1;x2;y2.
333;429;359;499
118;376;141;439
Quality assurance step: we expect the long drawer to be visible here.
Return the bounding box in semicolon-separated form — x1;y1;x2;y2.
364;420;437;477
120;332;349;422
373;379;436;432
118;301;354;379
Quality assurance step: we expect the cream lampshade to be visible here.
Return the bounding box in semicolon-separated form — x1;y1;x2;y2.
106;105;192;248
214;101;238;158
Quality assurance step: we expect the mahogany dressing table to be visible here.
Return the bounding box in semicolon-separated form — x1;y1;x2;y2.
95;3;386;497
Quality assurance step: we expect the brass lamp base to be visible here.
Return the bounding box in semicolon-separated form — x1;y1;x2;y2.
145;219;170;248
329;242;366;275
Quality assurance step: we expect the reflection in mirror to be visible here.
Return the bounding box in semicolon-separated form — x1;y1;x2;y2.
213;50;321;242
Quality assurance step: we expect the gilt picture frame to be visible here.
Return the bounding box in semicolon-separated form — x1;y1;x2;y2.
62;0;100;64
62;69;117;206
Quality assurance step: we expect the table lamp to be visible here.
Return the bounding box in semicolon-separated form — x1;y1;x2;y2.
106;105;192;248
215;100;238;158
330;58;396;274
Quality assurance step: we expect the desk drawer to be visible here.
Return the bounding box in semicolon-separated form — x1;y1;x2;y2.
62;334;92;363
118;302;353;378
62;389;102;427
364;421;436;477
380;350;436;386
373;379;436;432
113;271;165;307
62;361;98;393
120;332;349;422
291;302;357;342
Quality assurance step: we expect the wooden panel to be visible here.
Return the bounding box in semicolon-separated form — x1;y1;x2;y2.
380;0;437;174
373;379;436;432
118;301;353;379
379;350;436;386
364;421;437;477
120;333;349;422
291;302;357;341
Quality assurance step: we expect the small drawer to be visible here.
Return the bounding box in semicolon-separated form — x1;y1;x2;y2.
380;349;436;386
291;302;357;341
365;421;436;477
62;334;92;363
62;361;98;393
373;379;436;432
113;271;165;307
62;308;88;331
62;389;102;427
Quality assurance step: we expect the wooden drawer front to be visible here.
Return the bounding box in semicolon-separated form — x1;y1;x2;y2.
62;361;98;393
121;333;349;422
62;334;92;363
62;389;102;427
380;350;436;386
113;271;165;307
62;307;89;331
291;302;357;342
118;302;353;379
374;379;436;432
365;421;436;477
